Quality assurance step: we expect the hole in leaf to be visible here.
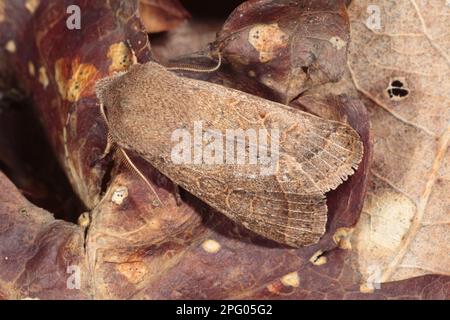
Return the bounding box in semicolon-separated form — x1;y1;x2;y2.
388;88;409;98
391;80;404;88
386;78;409;100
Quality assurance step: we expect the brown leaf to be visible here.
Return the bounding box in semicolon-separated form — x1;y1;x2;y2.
0;172;88;299
84;157;206;299
139;0;190;33
346;0;450;283
0;0;152;209
214;0;350;103
150;19;222;64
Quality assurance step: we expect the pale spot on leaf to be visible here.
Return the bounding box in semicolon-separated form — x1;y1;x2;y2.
5;40;16;53
78;212;90;228
147;218;161;230
151;199;161;207
329;36;346;50
25;0;40;14
54;58;97;101
280;271;299;287
202;239;221;253
362;192;415;250
309;250;327;266
116;261;148;284
359;283;375;294
111;186;128;205
333;227;354;250
107;42;135;73
38;67;49;88
28;61;35;76
248;23;288;63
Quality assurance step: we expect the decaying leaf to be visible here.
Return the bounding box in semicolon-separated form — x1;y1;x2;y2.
0;172;89;299
139;0;190;33
214;0;350;103
150;19;223;64
346;0;450;284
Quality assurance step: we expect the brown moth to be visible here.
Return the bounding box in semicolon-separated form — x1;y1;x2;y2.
95;62;363;247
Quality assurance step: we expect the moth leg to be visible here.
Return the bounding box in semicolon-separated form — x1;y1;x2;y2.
118;148;164;207
173;184;182;206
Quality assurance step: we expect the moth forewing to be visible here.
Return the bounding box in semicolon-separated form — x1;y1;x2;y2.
96;62;363;247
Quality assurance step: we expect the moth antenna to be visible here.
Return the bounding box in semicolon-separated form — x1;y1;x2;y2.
118;147;164;207
166;51;222;73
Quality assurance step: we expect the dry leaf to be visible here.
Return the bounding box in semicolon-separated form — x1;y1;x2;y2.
347;0;450;283
214;0;350;103
0;171;88;299
150;19;222;64
139;0;190;33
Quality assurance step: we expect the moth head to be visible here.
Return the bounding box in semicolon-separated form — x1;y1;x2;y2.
95;72;127;110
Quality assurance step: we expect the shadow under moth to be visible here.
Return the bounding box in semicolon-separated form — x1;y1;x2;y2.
95;61;363;248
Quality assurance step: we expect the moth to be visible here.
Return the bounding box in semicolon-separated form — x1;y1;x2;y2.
95;61;363;247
